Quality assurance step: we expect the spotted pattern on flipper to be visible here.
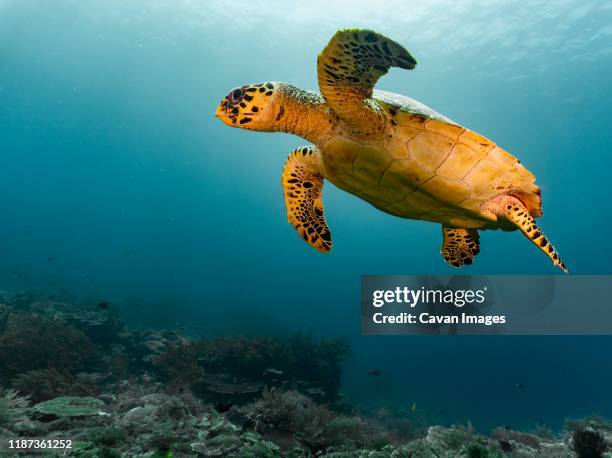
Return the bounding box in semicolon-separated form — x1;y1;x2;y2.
281;146;332;252
317;29;416;126
489;195;568;273
441;227;480;268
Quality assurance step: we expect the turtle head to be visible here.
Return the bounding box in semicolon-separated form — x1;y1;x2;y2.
215;82;282;131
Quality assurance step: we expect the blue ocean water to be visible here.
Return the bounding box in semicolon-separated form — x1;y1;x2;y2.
1;0;611;433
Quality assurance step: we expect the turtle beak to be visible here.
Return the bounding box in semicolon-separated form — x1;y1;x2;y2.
215;99;226;118
215;98;233;126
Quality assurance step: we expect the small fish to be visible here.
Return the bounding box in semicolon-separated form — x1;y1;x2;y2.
368;369;382;376
214;401;233;413
411;401;416;412
515;383;526;390
305;387;325;396
47;256;54;262
264;368;284;375
97;302;110;310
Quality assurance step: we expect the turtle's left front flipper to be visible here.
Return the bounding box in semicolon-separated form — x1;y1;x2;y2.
282;146;332;253
317;29;416;129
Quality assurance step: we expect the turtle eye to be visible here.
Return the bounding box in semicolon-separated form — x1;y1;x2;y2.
228;88;244;104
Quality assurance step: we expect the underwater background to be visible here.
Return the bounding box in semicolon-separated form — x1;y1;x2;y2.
1;0;612;440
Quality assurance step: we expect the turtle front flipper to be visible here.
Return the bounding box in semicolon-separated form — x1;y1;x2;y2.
441;227;480;268
282;146;332;253
317;29;416;129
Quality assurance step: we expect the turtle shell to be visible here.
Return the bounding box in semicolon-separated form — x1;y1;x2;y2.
320;90;542;229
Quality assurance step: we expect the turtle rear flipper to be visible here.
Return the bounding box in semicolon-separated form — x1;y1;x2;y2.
441;227;480;268
489;195;568;272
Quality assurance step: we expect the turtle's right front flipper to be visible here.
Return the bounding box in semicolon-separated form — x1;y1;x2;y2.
282;146;332;253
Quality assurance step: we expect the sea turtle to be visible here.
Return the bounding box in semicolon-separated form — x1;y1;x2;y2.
215;29;567;272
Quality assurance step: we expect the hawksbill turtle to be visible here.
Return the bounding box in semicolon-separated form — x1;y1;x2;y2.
215;29;567;272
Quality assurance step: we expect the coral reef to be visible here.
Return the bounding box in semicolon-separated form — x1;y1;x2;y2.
245;387;375;453
195;332;350;402
11;368;100;403
28;298;125;346
152;340;202;389
33;396;108;419
0;388;29;428
0;292;611;457
572;427;609;458
0;313;97;378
